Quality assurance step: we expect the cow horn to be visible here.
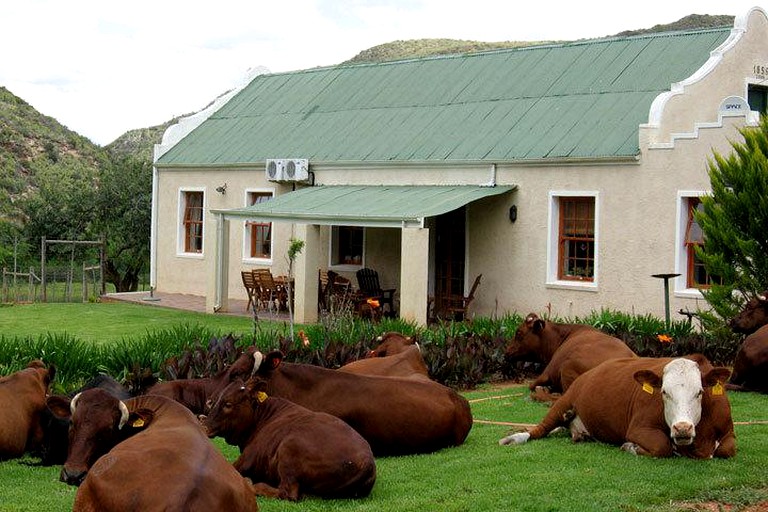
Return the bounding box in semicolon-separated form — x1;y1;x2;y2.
70;392;82;415
251;351;264;376
759;295;767;302
118;401;130;430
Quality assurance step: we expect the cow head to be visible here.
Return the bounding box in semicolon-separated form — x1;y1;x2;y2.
729;291;768;334
366;332;414;358
250;350;284;377
504;313;550;361
47;389;152;486
202;378;269;446
634;358;731;447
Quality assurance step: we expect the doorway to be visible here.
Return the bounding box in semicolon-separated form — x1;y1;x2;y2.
434;207;466;315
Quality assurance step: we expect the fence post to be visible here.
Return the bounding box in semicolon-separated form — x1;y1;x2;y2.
41;237;47;303
2;267;5;303
82;261;87;303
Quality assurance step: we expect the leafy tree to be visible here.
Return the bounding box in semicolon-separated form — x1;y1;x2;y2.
94;154;152;292
695;115;768;320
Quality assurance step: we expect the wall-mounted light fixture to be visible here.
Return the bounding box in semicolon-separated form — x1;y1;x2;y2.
215;183;227;194
509;205;518;223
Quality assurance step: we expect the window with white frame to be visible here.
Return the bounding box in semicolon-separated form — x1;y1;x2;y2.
180;190;204;254
548;192;598;286
330;226;364;267
244;191;274;260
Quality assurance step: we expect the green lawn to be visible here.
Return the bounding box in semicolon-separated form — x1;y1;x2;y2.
0;384;766;511
0;303;766;511
0;302;258;343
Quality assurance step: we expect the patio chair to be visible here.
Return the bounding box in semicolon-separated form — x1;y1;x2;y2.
356;268;396;317
319;269;355;313
253;269;288;312
241;270;259;312
441;274;482;321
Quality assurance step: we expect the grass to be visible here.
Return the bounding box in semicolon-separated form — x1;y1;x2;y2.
0;384;766;511
0;302;258;343
0;304;766;511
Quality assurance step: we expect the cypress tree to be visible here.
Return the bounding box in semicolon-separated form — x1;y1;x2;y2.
696;115;768;319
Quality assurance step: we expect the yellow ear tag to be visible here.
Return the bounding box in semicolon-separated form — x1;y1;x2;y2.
256;391;268;403
642;382;654;395
131;418;145;428
712;382;724;396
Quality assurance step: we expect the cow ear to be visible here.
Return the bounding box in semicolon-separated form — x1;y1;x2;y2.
46;395;72;421
702;367;731;389
532;318;546;333
634;370;662;393
266;351;283;370
126;410;154;431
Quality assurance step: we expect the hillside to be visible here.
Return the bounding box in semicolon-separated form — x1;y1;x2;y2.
1;13;737;188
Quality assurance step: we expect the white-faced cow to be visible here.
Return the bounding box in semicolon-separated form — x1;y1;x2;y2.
203;378;376;501
728;291;768;393
499;356;735;459
49;389;258;511
0;360;55;461
505;313;636;399
247;349;472;456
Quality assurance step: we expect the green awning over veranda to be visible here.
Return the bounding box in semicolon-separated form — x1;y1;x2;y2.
213;185;516;228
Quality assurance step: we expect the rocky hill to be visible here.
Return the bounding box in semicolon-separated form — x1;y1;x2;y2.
1;13;736;188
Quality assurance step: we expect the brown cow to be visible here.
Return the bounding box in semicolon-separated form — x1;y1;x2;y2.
248;349;472;456
145;349;258;414
499;356;735;459
505;313;636;398
728;292;768;393
338;344;430;381
48;390;257;511
203;378;376;501
365;332;416;358
0;360;55;460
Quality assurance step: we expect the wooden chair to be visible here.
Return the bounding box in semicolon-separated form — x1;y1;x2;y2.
319;269;354;313
356;268;396;317
253;269;288;312
241;270;259;312
441;274;482;321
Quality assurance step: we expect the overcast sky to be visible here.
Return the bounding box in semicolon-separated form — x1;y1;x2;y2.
1;1;763;146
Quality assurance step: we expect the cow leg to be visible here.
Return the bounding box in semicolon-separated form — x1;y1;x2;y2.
251;482;287;499
621;428;674;457
714;433;736;459
569;416;592;443
499;396;575;445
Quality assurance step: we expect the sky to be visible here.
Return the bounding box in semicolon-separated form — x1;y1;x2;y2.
1;0;764;146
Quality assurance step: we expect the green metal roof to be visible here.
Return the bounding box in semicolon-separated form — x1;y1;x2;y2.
212;185;516;228
158;27;733;167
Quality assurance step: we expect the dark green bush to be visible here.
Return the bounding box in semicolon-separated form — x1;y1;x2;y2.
0;309;745;392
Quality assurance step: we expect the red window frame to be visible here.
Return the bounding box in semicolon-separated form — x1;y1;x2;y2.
183;191;203;253
558;196;595;281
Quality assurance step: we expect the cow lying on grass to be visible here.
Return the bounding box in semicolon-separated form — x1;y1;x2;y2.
0;360;55;461
338;344;430;381
505;313;636;400
499;356;735;459
728;291;768;393
48;389;258;511
365;332;416;357
42;373;130;466
248;349;472;456
203;378;376;501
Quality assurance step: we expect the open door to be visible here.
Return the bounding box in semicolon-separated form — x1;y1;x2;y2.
433;207;466;317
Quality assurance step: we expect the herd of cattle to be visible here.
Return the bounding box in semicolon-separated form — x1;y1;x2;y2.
1;294;766;510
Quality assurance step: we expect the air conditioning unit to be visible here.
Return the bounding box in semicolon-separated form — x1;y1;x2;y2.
265;159;286;181
284;158;309;182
